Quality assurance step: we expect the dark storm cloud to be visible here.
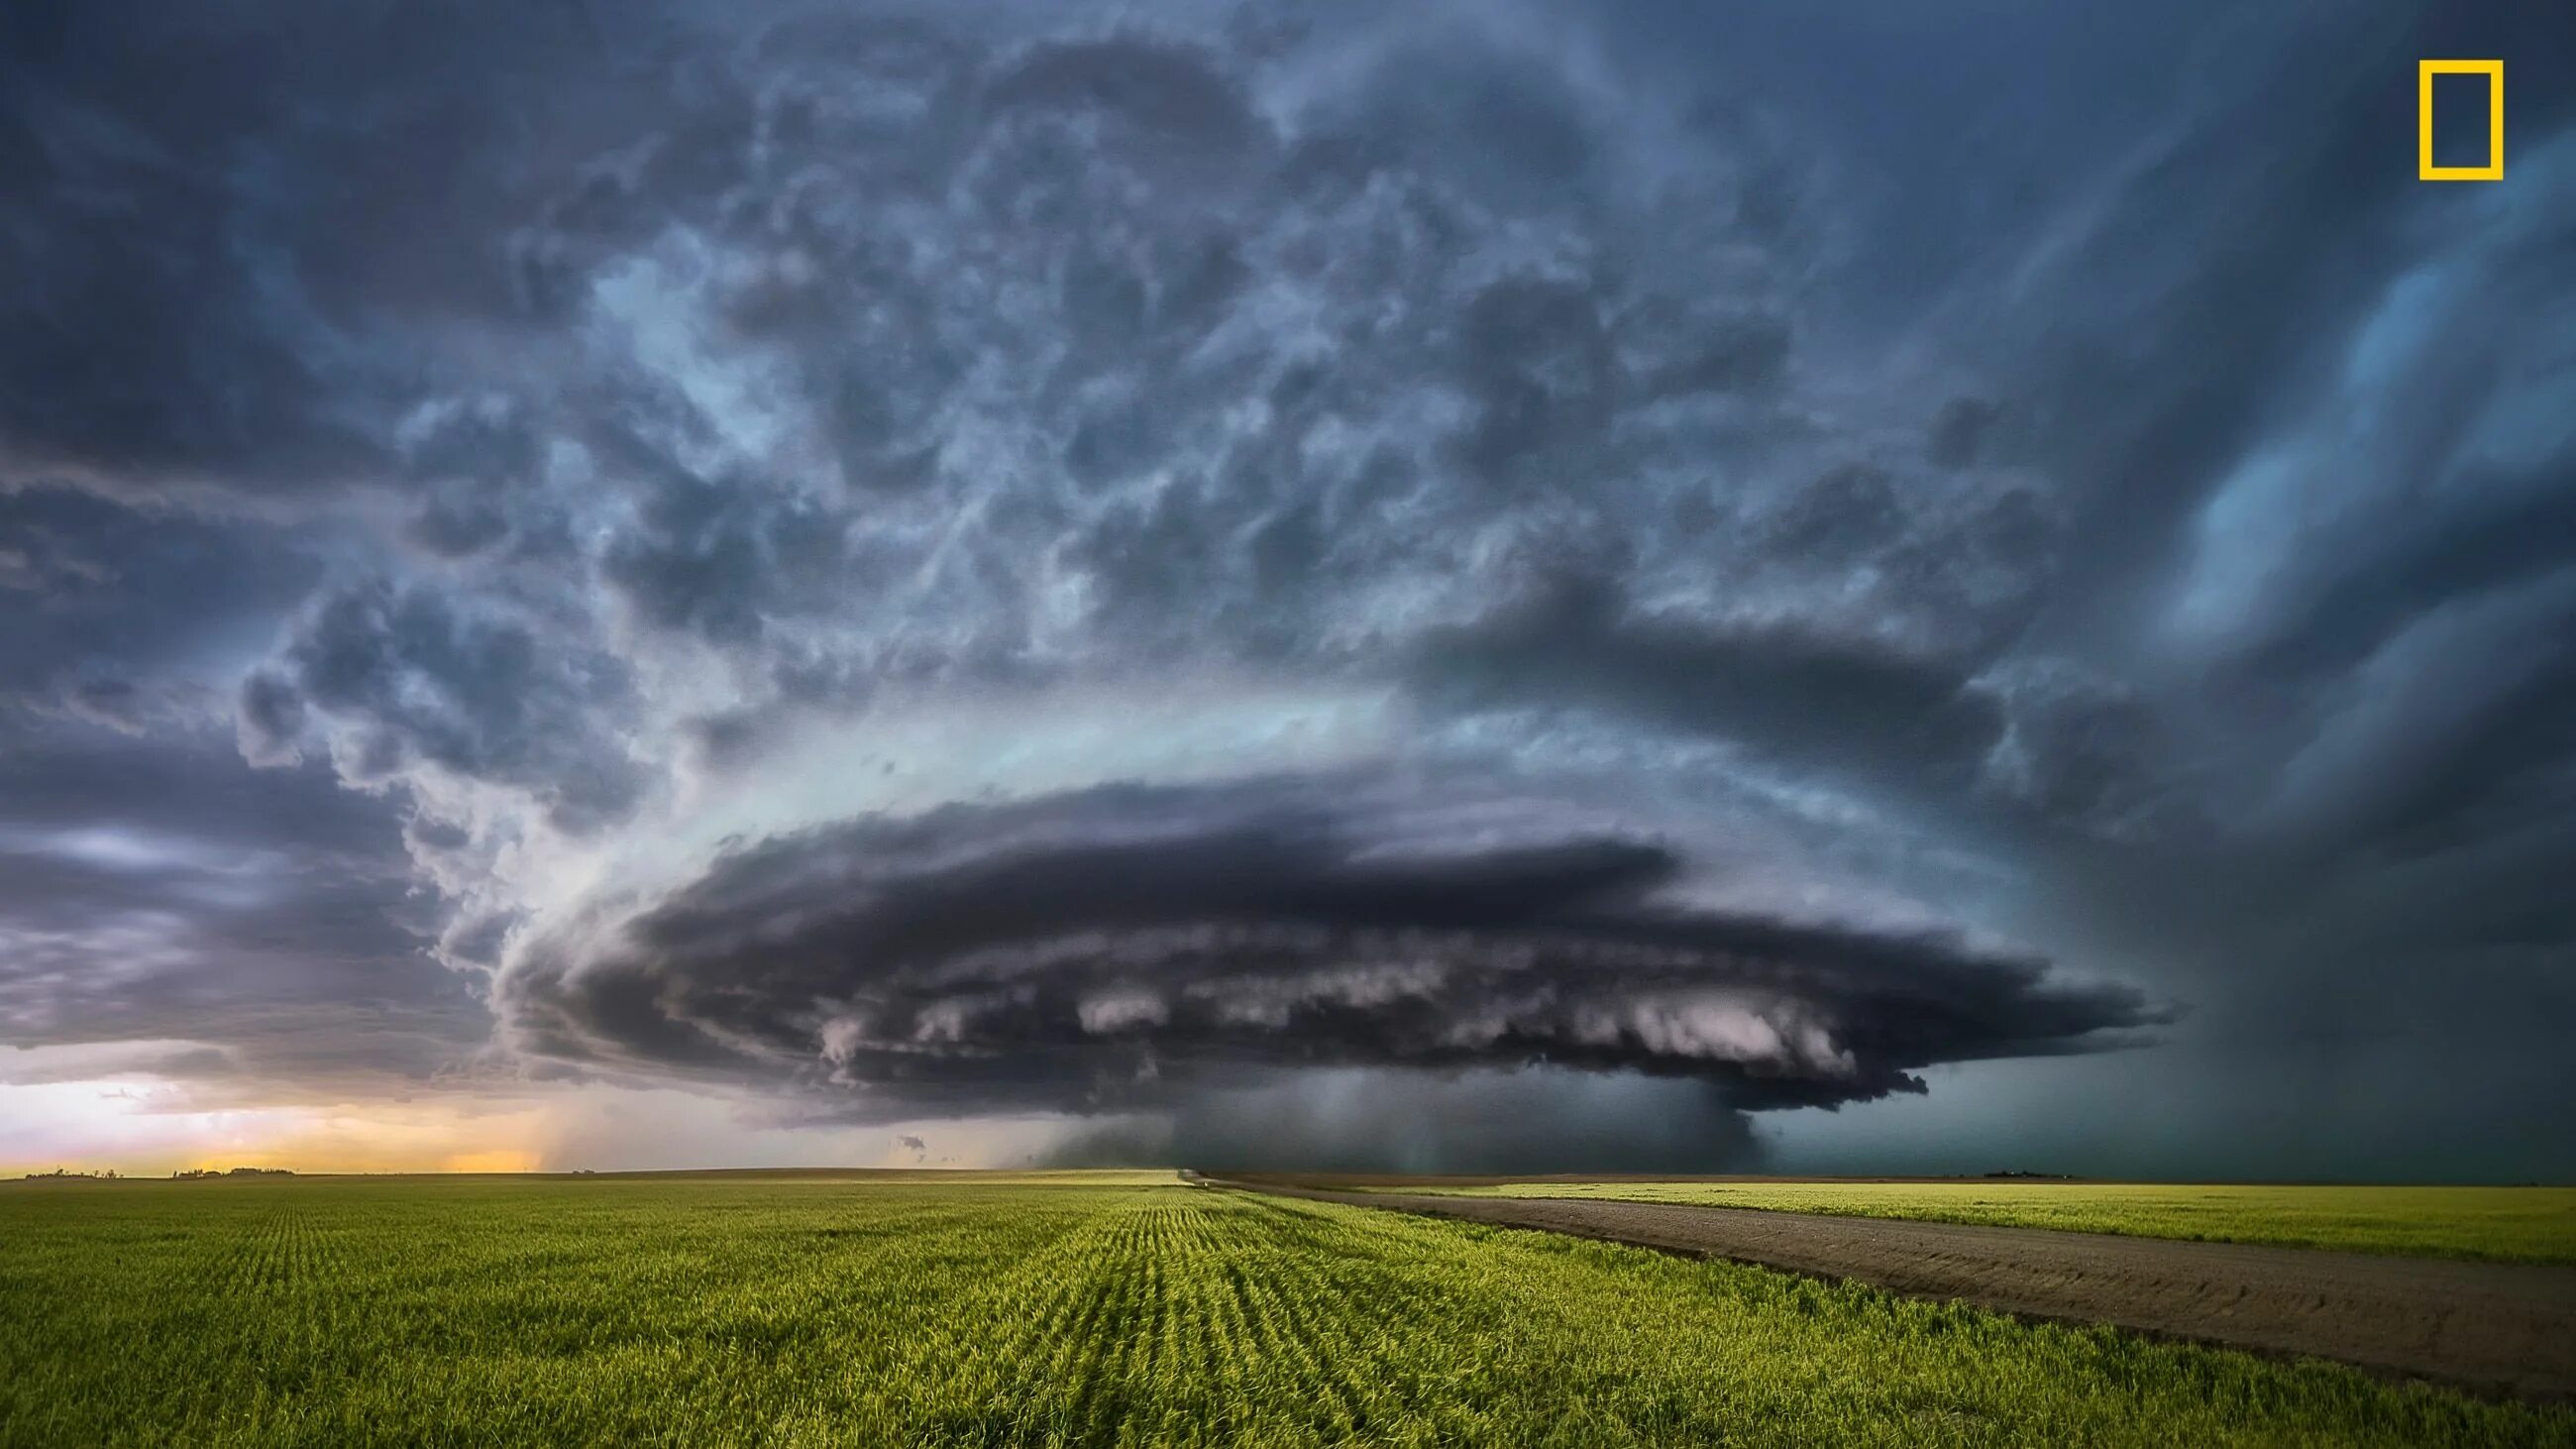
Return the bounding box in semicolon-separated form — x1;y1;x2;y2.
1046;1067;1770;1176
0;0;2568;1173
0;488;322;693
0;491;488;1096
0;0;646;507
1412;574;2006;799
0;717;485;1088
265;580;644;833
499;776;2164;1117
171;0;1867;791
1908;0;2576;1088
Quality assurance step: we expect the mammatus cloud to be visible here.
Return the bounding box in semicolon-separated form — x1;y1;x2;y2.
500;777;2166;1118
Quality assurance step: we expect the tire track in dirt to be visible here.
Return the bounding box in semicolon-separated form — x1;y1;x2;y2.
1217;1179;2576;1401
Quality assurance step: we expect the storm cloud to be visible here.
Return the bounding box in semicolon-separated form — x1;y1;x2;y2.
500;777;2163;1116
2;0;2570;1176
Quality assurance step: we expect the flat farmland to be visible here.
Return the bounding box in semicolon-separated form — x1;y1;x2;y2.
1350;1179;2576;1264
4;1174;2571;1447
1231;1178;2576;1400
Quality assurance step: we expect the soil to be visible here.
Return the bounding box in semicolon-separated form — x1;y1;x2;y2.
1218;1179;2576;1401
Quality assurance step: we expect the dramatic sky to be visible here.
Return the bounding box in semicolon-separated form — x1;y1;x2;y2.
3;0;2569;1178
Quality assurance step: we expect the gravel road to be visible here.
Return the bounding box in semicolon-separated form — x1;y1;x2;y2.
1221;1179;2576;1400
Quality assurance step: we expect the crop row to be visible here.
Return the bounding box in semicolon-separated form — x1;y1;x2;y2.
2;1176;2569;1446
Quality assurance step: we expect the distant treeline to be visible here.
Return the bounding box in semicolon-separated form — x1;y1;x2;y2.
15;1167;301;1180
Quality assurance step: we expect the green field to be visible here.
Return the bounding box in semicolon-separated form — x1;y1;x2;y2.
1388;1180;2576;1264
3;1174;2568;1447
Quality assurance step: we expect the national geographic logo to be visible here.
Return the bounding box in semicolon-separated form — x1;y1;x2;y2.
2419;59;2504;181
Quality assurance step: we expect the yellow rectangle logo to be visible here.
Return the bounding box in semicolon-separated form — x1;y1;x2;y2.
2419;59;2504;181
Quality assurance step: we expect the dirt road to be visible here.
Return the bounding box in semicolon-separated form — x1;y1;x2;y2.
1220;1180;2576;1400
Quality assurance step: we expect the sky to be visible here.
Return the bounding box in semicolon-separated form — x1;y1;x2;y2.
2;0;2570;1180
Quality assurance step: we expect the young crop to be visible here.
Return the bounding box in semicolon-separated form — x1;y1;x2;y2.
1404;1181;2576;1264
2;1176;2568;1446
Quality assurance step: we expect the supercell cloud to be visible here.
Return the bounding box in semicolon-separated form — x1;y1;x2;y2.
501;775;2162;1115
1;0;2570;1175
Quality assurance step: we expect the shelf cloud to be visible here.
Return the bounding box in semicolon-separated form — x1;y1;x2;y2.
499;776;2166;1118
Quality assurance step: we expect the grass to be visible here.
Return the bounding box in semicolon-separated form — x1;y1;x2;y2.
1;1173;2568;1447
1385;1180;2576;1264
